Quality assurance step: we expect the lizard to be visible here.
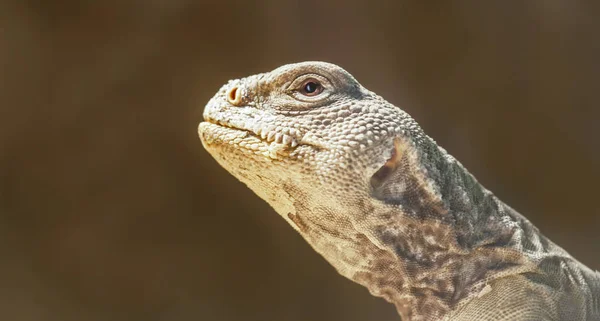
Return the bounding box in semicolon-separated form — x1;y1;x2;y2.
197;61;600;321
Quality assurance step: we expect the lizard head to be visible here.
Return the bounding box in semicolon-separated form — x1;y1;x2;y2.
198;62;533;319
199;61;430;213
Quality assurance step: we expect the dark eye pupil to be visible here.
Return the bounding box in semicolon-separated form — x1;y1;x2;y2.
304;82;319;94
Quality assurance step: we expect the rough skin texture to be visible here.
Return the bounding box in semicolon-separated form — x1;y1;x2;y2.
198;62;600;321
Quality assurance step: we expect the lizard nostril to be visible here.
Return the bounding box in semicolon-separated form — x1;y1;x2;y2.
226;85;243;106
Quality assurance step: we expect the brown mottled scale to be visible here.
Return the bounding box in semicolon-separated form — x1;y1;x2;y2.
198;62;600;321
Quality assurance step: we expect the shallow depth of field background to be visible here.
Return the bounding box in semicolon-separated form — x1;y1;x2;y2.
0;1;598;321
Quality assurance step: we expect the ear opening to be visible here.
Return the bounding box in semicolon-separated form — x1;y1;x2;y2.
369;137;447;217
370;137;406;191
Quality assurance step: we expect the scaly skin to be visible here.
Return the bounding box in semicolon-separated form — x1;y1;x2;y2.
198;62;600;321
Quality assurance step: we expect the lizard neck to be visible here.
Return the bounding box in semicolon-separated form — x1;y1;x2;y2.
259;135;587;321
369;137;552;320
303;136;552;320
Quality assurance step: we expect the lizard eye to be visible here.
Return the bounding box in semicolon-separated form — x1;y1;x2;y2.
287;73;332;104
299;79;324;96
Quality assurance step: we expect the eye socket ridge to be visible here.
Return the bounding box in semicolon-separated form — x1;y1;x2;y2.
288;74;332;101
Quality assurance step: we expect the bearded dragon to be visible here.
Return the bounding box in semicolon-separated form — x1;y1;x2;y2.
198;61;600;321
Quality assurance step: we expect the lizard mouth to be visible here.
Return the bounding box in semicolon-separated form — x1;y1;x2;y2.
200;118;301;147
199;118;315;159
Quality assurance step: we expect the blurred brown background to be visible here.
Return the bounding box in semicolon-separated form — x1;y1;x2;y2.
0;1;598;320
